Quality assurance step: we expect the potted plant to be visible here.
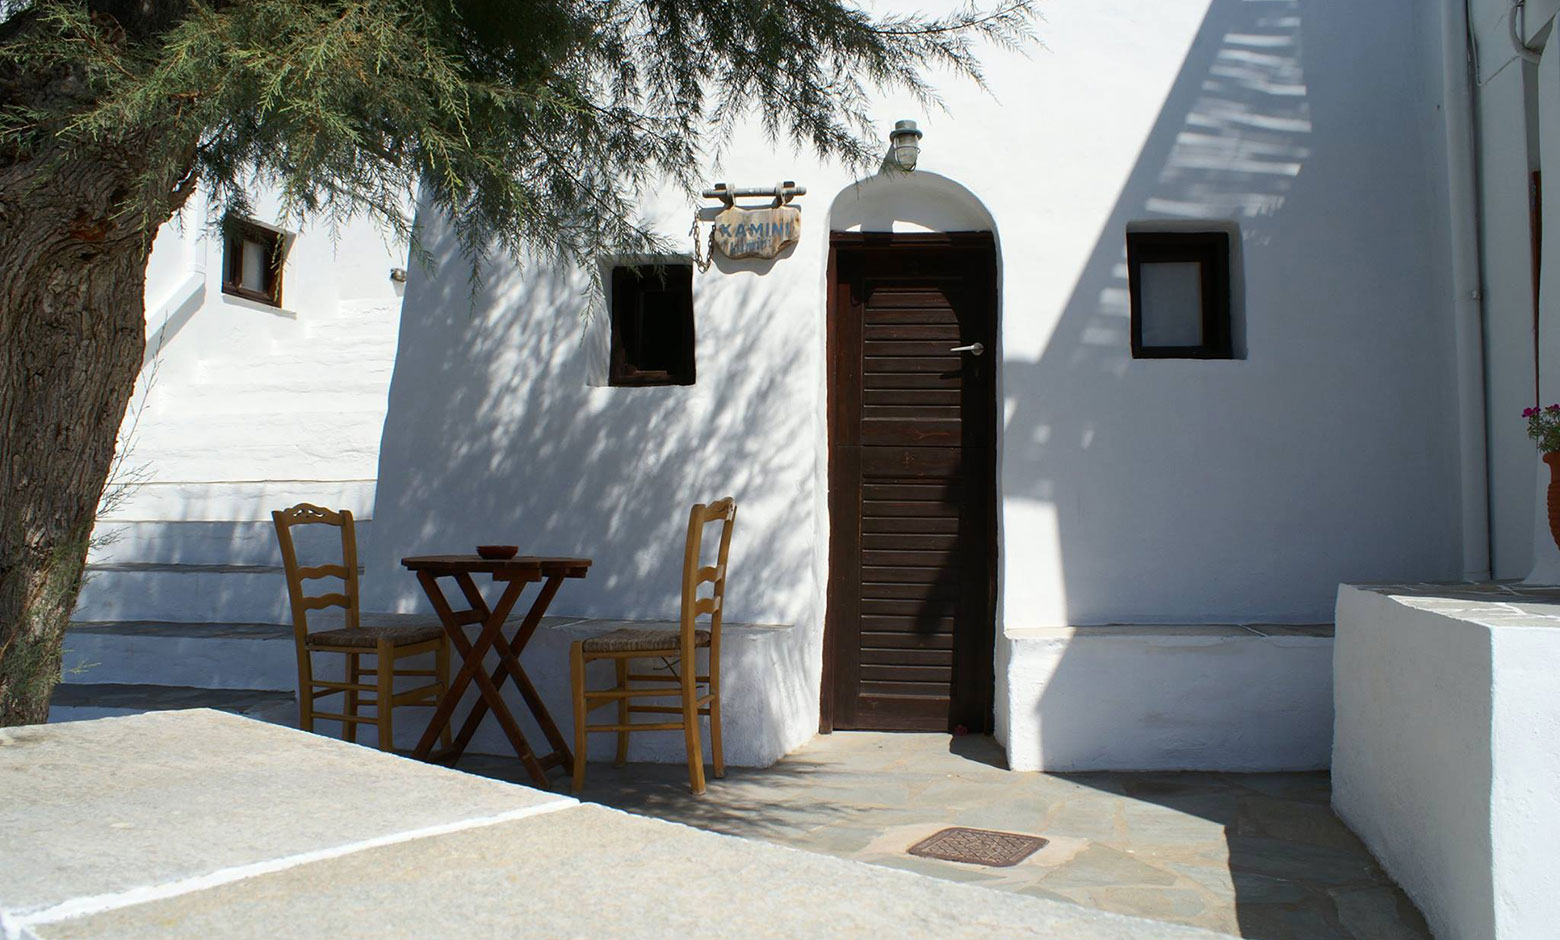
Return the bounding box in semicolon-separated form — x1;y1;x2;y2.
1525;403;1560;552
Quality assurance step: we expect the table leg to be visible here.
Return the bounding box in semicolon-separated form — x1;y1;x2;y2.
462;637;549;783
411;571;530;764
440;572;550;782
448;574;574;768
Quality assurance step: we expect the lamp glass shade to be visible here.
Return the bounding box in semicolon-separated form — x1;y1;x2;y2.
889;120;922;171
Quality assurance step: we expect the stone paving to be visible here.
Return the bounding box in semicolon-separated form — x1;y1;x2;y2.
462;733;1431;940
8;712;1230;940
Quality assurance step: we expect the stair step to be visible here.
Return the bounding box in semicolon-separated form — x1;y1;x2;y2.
86;562;284;574
64;620;298;690
193;356;395;389
61;616;443;695
153;386;392;417
125;412;385;480
88;520;373;567
48;683;297;725
70;620;293;639
74;565;294;623
98;480;377;524
301;303;398;332
110;442;380;483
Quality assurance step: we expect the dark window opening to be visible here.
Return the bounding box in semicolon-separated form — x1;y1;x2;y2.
1127;231;1232;359
222;218;287;307
609;263;696;386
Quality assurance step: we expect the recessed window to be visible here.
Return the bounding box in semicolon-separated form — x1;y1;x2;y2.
222;217;287;307
609;263;695;386
1127;231;1232;359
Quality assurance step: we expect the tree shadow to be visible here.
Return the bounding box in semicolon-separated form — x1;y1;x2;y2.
363;202;816;626
1002;0;1461;628
462;751;861;844
1008;1;1450;935
356;197;824;759
1056;771;1432;939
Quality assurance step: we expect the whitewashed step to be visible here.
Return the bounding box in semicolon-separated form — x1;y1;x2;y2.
63;621;297;691
100;481;378;524
118;441;380;483
132;410;387;447
193;353;395;389
192;366;395;396
127;412;386;480
153;385;392;417
74;563;293;623
88;520;374;566
302;316;400;345
48;682;297;724
61;613;442;696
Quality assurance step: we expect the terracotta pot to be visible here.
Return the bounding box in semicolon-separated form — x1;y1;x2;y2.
1546;452;1560;554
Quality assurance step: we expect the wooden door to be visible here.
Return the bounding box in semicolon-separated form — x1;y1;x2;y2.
825;232;997;732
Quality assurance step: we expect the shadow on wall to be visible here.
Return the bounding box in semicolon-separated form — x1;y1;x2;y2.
1019;2;1452;932
1005;0;1461;628
360;201;817;630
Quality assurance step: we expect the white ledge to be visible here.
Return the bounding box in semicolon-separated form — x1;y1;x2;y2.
1345;581;1560;630
1005;623;1332;640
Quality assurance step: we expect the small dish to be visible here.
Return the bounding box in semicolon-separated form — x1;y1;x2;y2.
476;545;519;560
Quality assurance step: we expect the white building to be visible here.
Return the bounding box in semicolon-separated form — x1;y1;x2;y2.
363;0;1460;769
55;2;1560;934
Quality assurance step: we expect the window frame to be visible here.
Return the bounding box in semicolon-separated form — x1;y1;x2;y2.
1126;231;1232;360
608;262;696;387
221;217;287;308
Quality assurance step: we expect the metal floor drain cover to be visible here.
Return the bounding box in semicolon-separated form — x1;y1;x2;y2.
907;827;1048;867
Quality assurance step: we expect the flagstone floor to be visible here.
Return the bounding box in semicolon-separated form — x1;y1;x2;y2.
461;733;1430;940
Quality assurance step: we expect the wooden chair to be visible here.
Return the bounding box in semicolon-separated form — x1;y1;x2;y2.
571;498;736;794
272;503;450;752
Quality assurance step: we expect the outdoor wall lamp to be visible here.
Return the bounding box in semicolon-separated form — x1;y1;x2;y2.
889;119;922;171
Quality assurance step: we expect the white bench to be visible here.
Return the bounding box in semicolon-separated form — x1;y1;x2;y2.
59;615;813;769
998;623;1334;772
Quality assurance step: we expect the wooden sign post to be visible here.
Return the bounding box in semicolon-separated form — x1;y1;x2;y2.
701;182;806;262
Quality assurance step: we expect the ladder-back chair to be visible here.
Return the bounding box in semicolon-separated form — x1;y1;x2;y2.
570;498;736;794
273;503;449;752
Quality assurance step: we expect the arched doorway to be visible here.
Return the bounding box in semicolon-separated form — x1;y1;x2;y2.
822;174;999;733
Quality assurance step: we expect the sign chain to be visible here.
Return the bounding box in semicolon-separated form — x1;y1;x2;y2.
689;213;714;272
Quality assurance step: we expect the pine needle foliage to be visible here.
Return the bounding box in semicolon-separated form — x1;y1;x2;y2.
0;0;1035;275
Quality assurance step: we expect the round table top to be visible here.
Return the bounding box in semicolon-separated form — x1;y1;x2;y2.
400;555;591;578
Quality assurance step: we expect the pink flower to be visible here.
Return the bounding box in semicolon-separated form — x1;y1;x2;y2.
1525;407;1538;417
1547;404;1560;413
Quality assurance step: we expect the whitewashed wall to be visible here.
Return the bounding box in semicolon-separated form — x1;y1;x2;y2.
79;192;411;624
1334;584;1560;940
362;0;1464;755
1467;0;1546;580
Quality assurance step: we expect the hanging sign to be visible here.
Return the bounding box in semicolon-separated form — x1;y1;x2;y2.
710;204;801;260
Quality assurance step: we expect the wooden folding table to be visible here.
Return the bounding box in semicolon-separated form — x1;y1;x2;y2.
401;554;590;786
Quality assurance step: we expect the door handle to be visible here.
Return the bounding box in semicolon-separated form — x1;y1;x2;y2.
949;342;985;357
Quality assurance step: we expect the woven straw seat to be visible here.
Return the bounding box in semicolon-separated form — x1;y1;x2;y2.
308;624;445;649
582;627;711;654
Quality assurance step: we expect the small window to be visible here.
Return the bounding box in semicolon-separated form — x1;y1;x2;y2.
609;263;695;386
1127;231;1232;359
222;217;287;307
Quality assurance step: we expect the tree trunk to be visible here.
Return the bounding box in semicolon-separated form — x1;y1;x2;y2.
0;150;163;725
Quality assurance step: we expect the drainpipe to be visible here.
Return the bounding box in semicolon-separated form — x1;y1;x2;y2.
1445;0;1493;581
1512;0;1544;64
